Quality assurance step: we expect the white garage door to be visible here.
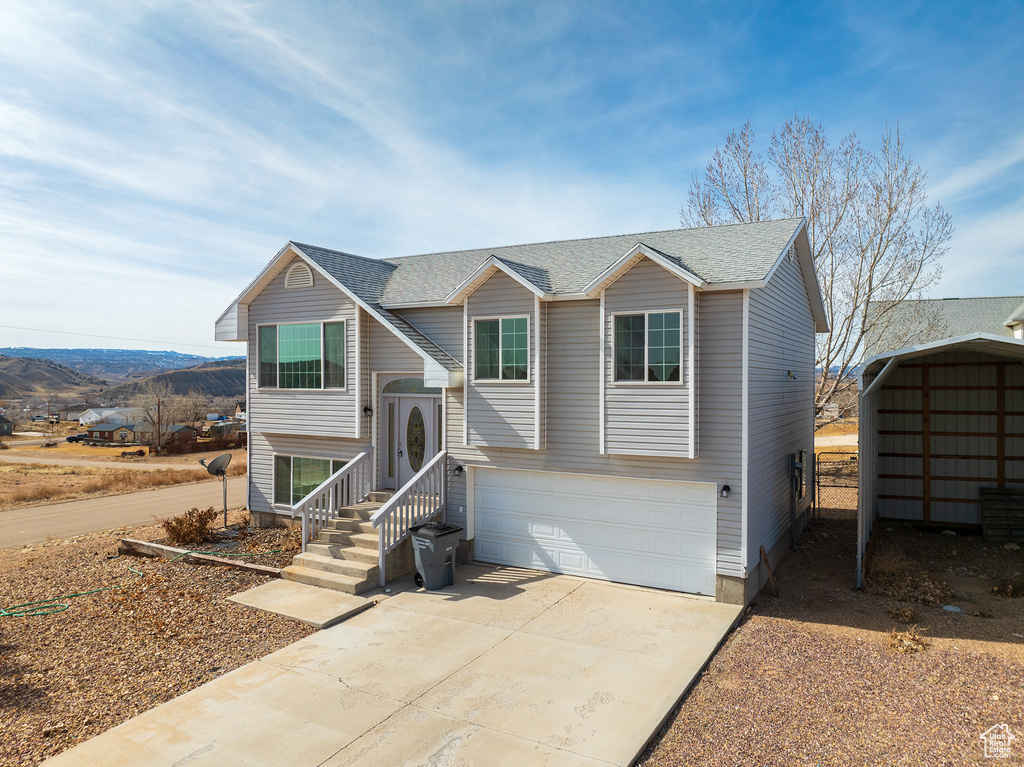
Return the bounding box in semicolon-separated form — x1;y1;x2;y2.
472;467;717;595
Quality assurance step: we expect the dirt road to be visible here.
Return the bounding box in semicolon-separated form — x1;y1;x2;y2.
0;477;247;549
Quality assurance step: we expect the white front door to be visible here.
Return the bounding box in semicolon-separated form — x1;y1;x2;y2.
382;394;442;489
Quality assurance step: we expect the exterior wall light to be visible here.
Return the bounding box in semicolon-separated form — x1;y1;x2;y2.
453;465;464;476
363;406;373;416
720;484;731;498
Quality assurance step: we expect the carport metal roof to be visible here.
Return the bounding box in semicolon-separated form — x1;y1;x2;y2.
857;333;1024;587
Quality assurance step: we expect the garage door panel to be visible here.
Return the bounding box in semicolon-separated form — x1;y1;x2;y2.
473;467;717;595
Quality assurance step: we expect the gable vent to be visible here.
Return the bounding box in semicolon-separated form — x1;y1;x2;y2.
285;262;313;288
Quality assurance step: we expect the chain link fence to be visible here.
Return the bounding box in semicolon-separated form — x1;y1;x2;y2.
815;451;858;520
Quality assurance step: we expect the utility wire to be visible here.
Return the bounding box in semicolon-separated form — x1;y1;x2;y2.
0;324;231;351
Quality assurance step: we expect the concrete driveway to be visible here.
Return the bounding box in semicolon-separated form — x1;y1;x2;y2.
44;565;741;766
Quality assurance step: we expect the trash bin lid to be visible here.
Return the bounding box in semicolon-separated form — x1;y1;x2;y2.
409;522;463;538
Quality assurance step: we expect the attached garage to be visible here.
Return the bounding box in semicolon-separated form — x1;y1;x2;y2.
469;466;718;595
858;333;1024;585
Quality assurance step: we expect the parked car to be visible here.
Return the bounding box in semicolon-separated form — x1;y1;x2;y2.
66;433;90;443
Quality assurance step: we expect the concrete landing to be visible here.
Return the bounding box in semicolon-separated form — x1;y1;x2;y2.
227;579;376;629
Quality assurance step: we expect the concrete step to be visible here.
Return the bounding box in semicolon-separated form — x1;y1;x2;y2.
281;565;373;595
324;517;376;534
305;542;378;564
368;491;395;503
291;552;378;580
316;530;379;548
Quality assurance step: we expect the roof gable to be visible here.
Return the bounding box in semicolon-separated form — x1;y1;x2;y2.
444;255;553;304
582;242;705;297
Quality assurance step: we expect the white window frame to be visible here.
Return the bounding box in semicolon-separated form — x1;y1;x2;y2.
272;453;347;507
257;321;347;392
472;315;531;384
609;309;684;386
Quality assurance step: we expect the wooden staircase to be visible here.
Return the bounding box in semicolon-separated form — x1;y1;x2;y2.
281;491;393;595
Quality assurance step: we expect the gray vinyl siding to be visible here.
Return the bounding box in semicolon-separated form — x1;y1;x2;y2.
602;258;691;456
745;253;816;570
873;349;1024;526
395;306;464;360
368;315;425;372
465;271;539;449
248;431;369;514
446;295;745;578
247;257;358;438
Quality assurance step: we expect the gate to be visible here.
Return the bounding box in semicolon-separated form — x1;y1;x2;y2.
815;451;858;520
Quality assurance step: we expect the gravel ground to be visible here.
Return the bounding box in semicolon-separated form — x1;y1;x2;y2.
641;519;1024;766
0;515;312;766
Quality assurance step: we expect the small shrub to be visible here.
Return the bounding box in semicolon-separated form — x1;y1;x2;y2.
234;511;250;539
887;606;918;624
0;439;8;450
161;507;219;546
887;625;930;654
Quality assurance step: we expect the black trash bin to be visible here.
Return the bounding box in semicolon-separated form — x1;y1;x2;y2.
409;522;463;590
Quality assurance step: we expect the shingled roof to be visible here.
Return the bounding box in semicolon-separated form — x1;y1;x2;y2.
864;295;1024;357
221;218;821;378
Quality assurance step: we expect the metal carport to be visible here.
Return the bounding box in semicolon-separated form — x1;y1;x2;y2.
857;333;1024;586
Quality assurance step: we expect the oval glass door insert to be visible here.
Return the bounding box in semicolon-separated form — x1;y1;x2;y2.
407;406;425;472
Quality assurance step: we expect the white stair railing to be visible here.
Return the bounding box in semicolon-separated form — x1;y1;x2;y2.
291;447;374;552
370;450;446;587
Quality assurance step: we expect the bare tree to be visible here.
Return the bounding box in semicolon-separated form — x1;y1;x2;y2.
682;116;953;416
131;380;202;451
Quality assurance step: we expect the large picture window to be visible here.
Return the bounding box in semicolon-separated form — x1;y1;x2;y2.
258;322;345;389
614;311;681;383
474;316;529;381
274;455;346;505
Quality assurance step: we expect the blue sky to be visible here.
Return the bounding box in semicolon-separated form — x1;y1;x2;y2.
1;0;1022;355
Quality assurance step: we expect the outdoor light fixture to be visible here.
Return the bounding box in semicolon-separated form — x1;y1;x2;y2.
787;370;799;380
720;484;731;498
363;405;373;416
453;465;464;476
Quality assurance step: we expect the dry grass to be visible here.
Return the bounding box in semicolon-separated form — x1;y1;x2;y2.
0;461;245;511
887;605;919;624
814;444;858;458
815;417;859;436
867;547;954;606
887;625;931;654
13;443;150;459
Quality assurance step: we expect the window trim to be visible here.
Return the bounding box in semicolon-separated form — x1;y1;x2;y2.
609;309;684;386
256;321;347;391
472;314;532;383
272;453;347;507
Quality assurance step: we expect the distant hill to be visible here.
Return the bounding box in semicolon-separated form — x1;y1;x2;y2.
0;348;242;379
103;359;246;400
0;355;108;397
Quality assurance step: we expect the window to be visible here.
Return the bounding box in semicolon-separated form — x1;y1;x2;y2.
258;322;345;389
613;311;681;383
474;317;529;381
274;455;346;505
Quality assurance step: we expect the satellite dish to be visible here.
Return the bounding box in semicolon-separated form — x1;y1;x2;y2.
203;453;232;477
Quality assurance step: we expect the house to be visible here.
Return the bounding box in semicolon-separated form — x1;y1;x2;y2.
88;422;140;444
208;420;244;439
234;401;246;418
0;414;12;438
216;218;827;604
864;295;1024;356
166;424;197;444
61;403;104;421
857;333;1024;586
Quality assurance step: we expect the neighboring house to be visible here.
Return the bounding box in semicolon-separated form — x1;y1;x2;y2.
864;295;1024;357
88;422;140;444
61;403;104;421
234;401;246;418
0;415;13;437
216;218;828;604
166;424;197;444
79;407;145;426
